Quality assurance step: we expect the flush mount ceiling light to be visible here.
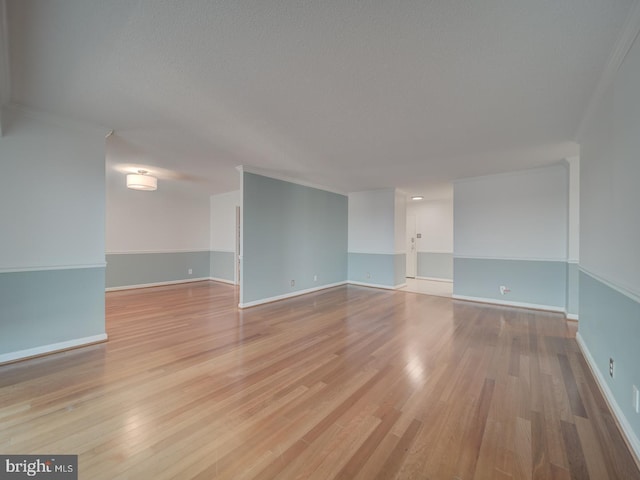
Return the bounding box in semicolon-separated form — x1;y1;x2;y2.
126;170;158;191
411;195;424;201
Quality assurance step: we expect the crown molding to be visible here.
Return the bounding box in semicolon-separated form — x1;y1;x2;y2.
4;102;111;137
575;0;640;141
0;0;10;136
238;165;347;196
453;161;567;185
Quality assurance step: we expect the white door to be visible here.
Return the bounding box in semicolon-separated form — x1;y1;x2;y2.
235;206;241;285
406;214;417;278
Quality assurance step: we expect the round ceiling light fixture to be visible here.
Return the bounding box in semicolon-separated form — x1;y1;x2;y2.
411;195;424;201
126;170;158;191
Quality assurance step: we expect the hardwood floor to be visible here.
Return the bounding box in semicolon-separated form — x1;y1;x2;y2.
1;281;638;479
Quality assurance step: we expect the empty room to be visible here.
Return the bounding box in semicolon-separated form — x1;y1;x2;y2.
1;1;639;479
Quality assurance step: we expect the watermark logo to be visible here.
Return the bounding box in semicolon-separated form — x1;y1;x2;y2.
0;456;77;480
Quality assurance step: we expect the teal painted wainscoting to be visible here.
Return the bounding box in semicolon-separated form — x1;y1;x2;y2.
242;173;348;306
577;270;640;459
106;251;211;289
453;257;566;310
349;253;406;289
417;252;453;280
210;251;235;283
0;267;106;362
566;262;579;318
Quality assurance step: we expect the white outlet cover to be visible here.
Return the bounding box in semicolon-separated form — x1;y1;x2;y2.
633;385;639;413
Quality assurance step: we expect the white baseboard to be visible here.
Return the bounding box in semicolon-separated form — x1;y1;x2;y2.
576;332;640;465
451;294;565;314
415;276;454;283
209;277;236;285
348;281;406;290
565;312;579;321
239;281;347;308
105;277;210;292
0;333;108;365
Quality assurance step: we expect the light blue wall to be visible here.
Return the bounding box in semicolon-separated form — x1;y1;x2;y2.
577;31;640;452
579;271;640;439
0;110;107;361
106;251;210;288
0;268;105;356
417;252;453;280
348;253;405;288
242;173;347;305
394;254;406;287
211;251;235;282
453;257;567;308
566;263;579;316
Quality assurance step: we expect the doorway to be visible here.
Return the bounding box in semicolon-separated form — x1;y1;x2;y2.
406;214;417;278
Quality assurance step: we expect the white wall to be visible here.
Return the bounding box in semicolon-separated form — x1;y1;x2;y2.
0;110;106;269
394;190;406;254
454;165;568;260
406;197;453;253
348;189;396;254
567;156;580;262
210;190;240;252
0;107;107;360
580;38;640;293
106;166;210;254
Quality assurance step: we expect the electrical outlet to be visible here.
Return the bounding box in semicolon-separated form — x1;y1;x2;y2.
609;358;614;378
499;286;510;295
313;275;317;282
366;272;371;279
188;268;193;275
633;385;639;413
290;280;295;287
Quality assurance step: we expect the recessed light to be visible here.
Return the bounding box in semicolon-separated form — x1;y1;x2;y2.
411;196;424;201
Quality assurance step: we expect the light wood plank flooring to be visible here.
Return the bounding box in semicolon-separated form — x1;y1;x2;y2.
1;281;638;479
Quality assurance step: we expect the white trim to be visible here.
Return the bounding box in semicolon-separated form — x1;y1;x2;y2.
0;263;106;274
415;276;453;283
239;281;347;308
0;0;10;110
348;251;398;256
452;294;565;314
417;250;454;255
453;162;568;185
348;280;407;291
210;250;236;254
238;165;347;196
0;334;108;365
567;259;579;265
239;170;245;303
575;0;640;141
579;266;640;304
5;102;110;136
576;332;640;465
565;313;579;321
105;277;210;292
209;277;236;285
106;249;210;255
453;255;567;262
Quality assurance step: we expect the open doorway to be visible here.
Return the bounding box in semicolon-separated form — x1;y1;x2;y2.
402;189;454;298
406;214;417;278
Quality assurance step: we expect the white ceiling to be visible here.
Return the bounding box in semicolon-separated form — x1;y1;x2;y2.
4;0;636;196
